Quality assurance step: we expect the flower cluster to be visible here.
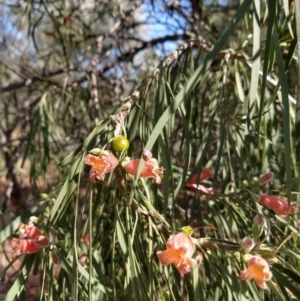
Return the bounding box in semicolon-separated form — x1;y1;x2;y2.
156;233;197;275
171;215;273;290
82;148;290;293
11;219;49;258
83;148;164;184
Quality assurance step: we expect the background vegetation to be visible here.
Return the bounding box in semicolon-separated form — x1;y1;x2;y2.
1;0;300;300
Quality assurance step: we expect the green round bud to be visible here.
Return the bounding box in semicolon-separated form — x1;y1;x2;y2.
112;135;129;152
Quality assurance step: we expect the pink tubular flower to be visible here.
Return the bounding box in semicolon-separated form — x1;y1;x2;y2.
259;195;297;216
84;152;119;183
11;222;49;258
240;256;272;289
121;156;164;184
156;233;197;275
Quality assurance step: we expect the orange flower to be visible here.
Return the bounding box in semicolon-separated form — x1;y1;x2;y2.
240;256;272;289
84;152;119;183
259;195;297;216
11;222;49;258
121;155;164;184
156;233;197;275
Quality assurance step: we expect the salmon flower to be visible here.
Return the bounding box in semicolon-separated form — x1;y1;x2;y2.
259;195;297;216
11;221;49;258
187;167;213;193
156;233;197;275
240;255;272;289
121;151;164;184
84;151;119;183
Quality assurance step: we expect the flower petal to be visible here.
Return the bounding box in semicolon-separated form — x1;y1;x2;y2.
19;224;42;239
188;167;213;186
99;153;119;172
84;153;118;183
84;154;102;167
173;233;195;257
176;263;192;275
156;248;183;266
240;269;253;281
255;280;268;290
33;235;50;248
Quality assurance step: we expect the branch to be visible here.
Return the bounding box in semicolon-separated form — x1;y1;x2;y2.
68;34;190;89
0;34;188;95
89;21;121;125
0;66;81;94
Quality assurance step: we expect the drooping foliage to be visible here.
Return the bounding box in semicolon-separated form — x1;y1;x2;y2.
1;0;300;300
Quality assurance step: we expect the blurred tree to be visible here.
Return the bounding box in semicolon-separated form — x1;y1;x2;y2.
0;0;195;206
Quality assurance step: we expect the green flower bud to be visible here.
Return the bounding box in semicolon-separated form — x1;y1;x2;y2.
252;214;265;239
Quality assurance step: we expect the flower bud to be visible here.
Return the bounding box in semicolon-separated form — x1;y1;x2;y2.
252;214;265;239
241;180;249;188
242;253;252;263
88;148;103;155
29;216;39;224
240;237;255;252
259;172;274;184
182;226;193;236
51;251;60;264
259;195;297;216
142;150;153;161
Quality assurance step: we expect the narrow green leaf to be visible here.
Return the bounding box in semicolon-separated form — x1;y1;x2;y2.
273;28;292;202
3;255;35;301
144;0;252;152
